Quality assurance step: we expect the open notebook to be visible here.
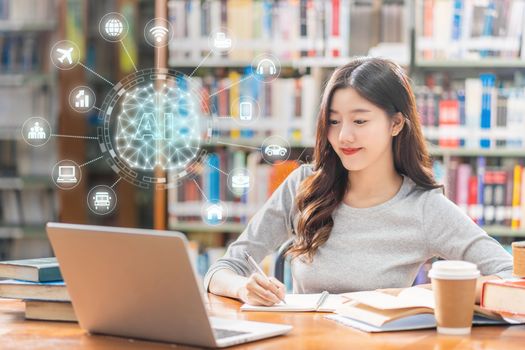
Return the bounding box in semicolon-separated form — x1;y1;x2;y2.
326;287;522;332
240;291;345;312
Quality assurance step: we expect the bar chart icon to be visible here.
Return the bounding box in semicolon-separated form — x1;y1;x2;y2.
75;89;90;108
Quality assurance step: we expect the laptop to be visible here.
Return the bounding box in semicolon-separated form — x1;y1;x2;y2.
56;166;77;183
46;223;292;348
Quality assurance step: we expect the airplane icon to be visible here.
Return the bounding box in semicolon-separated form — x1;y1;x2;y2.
56;47;74;65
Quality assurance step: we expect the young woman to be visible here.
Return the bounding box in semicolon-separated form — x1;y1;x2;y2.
204;57;513;306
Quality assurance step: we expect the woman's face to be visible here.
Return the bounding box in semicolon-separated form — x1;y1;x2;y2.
326;87;398;172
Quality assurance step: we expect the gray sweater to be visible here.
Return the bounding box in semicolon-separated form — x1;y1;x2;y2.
204;165;514;294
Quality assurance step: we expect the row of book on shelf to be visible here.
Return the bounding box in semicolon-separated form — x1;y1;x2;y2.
0;33;47;73
190;68;525;148
193;70;320;143
434;157;525;230
1;255;524;331
417;0;525;60
415;73;525;149
168;148;301;225
169;147;525;232
0;0;54;21
168;0;350;61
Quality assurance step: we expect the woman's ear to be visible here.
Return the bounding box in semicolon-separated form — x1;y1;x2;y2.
391;113;405;136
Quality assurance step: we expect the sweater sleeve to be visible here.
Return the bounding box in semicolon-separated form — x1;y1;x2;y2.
423;188;514;279
203;164;312;291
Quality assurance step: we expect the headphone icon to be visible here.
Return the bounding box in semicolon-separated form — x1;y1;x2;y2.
256;59;277;75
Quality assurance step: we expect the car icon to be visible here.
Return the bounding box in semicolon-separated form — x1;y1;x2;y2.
265;144;287;157
93;191;111;210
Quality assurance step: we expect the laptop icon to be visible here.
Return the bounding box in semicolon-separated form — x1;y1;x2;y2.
46;223;292;348
57;166;77;183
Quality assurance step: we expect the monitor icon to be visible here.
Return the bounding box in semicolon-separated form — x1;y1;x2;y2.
57;166;78;183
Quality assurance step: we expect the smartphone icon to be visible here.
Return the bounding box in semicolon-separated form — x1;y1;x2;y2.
239;101;252;121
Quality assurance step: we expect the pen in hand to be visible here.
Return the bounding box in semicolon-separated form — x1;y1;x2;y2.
244;251;287;305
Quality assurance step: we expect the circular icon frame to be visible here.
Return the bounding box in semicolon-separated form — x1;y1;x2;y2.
230;96;260;126
87;185;117;215
50;40;80;70
227;167;253;197
251;53;281;83
69;86;96;113
201;201;228;226
21;117;52;147
208;27;235;54
99;12;129;42
261;135;291;164
51;160;82;190
144;18;173;48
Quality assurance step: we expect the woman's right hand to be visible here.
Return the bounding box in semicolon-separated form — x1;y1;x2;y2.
237;273;286;306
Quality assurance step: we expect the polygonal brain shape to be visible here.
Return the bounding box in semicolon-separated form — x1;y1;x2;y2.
115;83;201;170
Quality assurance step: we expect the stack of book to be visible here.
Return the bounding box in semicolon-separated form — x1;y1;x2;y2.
0;257;75;322
327;285;524;333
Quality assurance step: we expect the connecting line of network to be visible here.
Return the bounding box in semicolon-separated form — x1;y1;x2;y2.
21;13;304;224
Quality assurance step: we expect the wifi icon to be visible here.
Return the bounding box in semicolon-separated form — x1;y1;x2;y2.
149;26;168;43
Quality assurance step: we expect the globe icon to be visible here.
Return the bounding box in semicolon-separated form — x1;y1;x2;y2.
104;18;123;37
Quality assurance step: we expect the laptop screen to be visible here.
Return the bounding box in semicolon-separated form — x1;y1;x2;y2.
59;166;75;176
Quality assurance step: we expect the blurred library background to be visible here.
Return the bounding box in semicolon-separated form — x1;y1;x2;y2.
1;0;525;288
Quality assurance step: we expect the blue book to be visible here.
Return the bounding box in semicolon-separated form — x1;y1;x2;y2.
0;257;61;282
207;153;220;203
452;0;463;41
262;0;273;39
479;73;495;149
457;89;466;147
480;1;495;57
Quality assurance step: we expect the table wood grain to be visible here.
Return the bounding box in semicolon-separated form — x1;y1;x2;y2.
1;295;524;349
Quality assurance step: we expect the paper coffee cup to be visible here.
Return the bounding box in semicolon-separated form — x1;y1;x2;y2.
428;261;480;335
512;242;525;277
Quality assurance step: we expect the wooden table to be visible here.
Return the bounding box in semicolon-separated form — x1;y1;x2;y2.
1;295;525;349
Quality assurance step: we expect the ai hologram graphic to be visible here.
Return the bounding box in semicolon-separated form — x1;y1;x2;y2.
115;82;201;171
99;68;212;189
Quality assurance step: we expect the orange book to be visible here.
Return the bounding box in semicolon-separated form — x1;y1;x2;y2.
422;0;434;60
268;161;300;196
511;165;522;229
481;279;525;317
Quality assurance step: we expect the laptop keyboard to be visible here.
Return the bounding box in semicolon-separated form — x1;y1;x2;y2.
213;328;251;339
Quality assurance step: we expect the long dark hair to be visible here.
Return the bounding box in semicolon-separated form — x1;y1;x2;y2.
287;57;443;262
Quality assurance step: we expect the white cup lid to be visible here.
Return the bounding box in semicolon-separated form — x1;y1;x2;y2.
428;260;480;280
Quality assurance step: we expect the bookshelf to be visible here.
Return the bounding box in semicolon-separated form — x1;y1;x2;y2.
157;0;525;284
160;0;411;279
0;0;59;260
412;0;525;243
55;0;158;230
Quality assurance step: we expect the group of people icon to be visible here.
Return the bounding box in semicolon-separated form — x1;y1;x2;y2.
27;122;47;140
